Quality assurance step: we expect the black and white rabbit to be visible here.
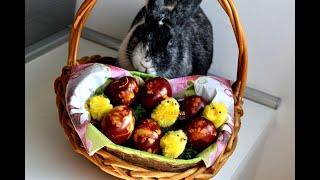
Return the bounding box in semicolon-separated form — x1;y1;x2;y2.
118;0;213;78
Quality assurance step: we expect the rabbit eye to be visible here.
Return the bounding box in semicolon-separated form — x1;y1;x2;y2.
159;20;164;26
159;16;166;26
168;39;173;46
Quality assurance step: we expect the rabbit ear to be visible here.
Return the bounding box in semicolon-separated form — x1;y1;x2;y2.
170;0;202;27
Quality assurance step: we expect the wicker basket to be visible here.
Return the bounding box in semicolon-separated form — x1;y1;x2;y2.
54;0;248;179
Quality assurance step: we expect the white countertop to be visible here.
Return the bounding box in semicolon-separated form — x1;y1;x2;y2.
26;39;277;180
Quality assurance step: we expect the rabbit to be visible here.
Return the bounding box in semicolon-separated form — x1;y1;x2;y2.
118;0;213;79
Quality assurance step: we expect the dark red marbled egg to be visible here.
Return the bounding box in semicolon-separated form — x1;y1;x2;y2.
105;76;139;106
140;77;172;109
132;119;162;153
180;95;207;121
186;117;217;151
100;105;135;144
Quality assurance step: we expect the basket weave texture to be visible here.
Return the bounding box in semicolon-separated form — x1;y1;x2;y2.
54;0;248;179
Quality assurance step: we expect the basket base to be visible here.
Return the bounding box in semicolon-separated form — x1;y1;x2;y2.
106;147;203;172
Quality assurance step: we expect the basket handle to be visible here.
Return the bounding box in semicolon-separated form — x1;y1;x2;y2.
67;0;248;107
67;0;97;67
217;0;248;107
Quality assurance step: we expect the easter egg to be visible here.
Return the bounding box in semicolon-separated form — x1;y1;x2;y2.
186;117;217;151
132;119;162;153
140;77;172;109
105;76;139;106
100;105;135;144
179;95;207;121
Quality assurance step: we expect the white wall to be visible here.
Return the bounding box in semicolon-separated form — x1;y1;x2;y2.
75;0;295;179
75;0;144;40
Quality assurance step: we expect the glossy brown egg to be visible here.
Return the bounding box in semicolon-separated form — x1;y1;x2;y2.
140;77;172;109
186;117;217;151
180;95;207;121
132;119;162;153
105;76;139;106
100;105;135;144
